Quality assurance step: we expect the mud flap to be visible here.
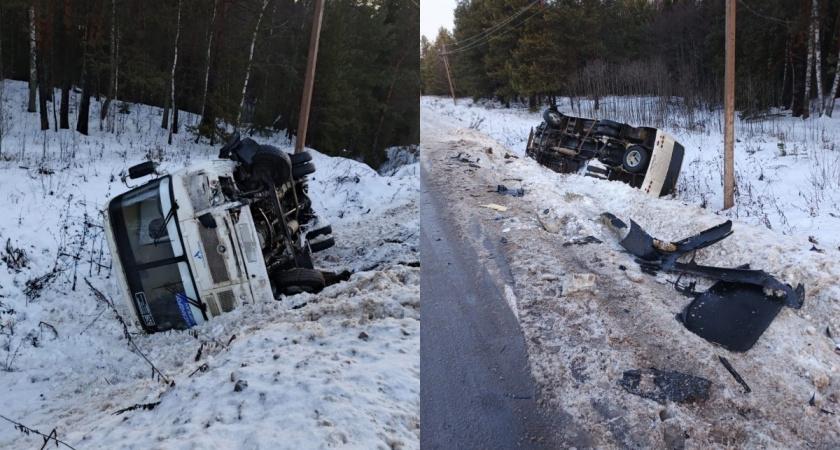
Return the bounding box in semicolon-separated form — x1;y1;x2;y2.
678;279;785;352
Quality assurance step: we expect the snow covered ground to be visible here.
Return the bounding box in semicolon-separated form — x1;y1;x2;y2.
0;80;419;449
421;95;840;251
421;97;840;447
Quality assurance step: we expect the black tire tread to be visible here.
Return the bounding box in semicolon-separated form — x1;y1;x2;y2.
274;268;325;294
292;161;316;179
251;146;292;184
310;236;335;253
290;151;312;165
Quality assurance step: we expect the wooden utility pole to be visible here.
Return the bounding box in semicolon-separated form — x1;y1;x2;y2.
440;42;457;105
723;0;735;210
294;0;325;154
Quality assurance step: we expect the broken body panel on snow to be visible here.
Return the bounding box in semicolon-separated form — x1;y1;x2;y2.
605;213;805;352
526;109;684;197
102;136;334;333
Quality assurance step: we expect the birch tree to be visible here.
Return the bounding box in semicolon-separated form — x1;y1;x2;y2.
237;0;272;127
826;41;840;117
28;6;36;113
168;0;183;145
803;10;814;119
196;0;218;143
812;0;824;116
100;0;117;132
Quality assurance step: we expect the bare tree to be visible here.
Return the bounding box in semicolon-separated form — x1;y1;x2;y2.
803;4;814;119
196;0;219;142
237;0;272;127
28;6;37;113
813;0;824;115
826;45;840;117
100;0;117;132
168;0;183;145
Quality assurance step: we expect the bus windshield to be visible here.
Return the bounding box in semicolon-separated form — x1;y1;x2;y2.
108;177;201;332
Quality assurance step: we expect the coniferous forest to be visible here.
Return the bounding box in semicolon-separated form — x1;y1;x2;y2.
422;0;840;121
0;0;419;168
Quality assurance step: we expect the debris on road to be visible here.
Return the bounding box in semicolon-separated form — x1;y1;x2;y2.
678;278;785;352
606;213;806;351
619;369;712;404
481;203;508;212
496;184;525;197
563;236;602;246
563;273;596;294
718;356;751;393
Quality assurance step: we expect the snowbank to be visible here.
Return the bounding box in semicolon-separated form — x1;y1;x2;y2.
0;80;419;449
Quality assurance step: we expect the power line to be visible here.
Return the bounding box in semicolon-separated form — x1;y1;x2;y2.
737;0;790;26
447;0;540;50
444;3;546;56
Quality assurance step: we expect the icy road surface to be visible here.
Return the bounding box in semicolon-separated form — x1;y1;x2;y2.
421;99;840;448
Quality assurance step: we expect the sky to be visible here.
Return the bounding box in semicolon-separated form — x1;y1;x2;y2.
421;0;457;41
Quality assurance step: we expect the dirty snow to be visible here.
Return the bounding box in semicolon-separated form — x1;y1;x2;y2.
0;80;419;449
421;96;840;447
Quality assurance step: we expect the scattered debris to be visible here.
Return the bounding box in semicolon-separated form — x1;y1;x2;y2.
606;214;805;351
616;217;804;310
677;278;785;352
496;185;524;197
563;236;602;246
481;203;508;212
504;393;532;400
810;245;824;253
809;392;837;415
563;273;596;294
536;214;562;233
718;356;751;393
619;369;711;404
234;380;249;392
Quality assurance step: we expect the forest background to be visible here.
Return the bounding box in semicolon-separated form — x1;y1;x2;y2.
0;0;419;169
421;0;840;123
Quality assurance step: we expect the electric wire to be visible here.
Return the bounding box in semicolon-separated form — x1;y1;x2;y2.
443;2;546;56
446;0;541;51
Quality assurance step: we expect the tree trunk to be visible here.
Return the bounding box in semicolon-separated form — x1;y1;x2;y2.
237;0;271;127
168;0;182;145
372;20;411;155
60;79;70;129
37;53;49;130
100;0;116;131
803;9;814;119
813;0;825;115
196;0;218;143
77;60;91;135
28;6;37;113
77;20;91;136
826;47;840;117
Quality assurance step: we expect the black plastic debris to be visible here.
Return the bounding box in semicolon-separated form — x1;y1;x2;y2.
809;392;837;415
678;279;785;352
496;184;525;197
563;236;603;246
717;356;751;393
600;212;627;230
619;369;711;404
620;219;733;267
616;216;804;310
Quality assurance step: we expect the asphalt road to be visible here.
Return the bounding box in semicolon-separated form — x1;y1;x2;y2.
420;163;558;449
